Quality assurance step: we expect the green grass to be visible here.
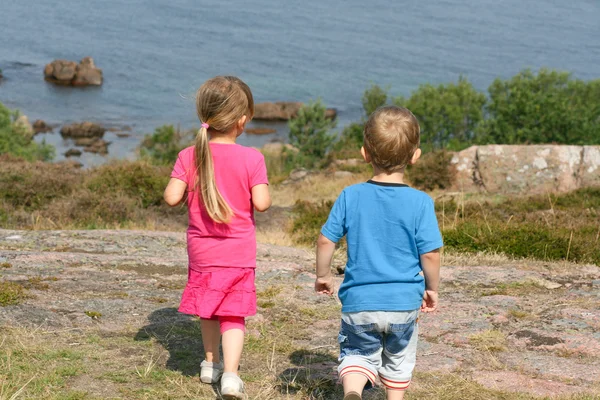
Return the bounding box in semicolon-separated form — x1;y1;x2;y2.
289;188;600;264
0;280;27;306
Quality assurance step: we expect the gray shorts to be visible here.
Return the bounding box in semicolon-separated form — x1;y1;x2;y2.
337;310;419;391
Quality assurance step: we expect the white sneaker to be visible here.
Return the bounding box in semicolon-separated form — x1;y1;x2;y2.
200;360;223;384
220;372;247;399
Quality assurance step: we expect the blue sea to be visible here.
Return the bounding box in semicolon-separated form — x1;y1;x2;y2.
1;0;599;166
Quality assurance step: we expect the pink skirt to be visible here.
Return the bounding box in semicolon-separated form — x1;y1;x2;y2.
178;267;256;318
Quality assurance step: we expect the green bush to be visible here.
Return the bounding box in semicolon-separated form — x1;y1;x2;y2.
0;156;80;209
139;125;193;165
290;200;334;245
408;150;457;191
480;69;600;145
288;100;336;169
85;161;170;208
394;77;486;150
0;102;54;161
362;84;388;116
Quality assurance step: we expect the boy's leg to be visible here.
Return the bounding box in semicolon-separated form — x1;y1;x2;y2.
342;373;369;397
200;317;221;363
379;311;419;399
220;316;245;374
337;315;383;397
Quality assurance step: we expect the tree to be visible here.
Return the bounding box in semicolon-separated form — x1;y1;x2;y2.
288;100;336;168
394;77;486;150
480;69;600;145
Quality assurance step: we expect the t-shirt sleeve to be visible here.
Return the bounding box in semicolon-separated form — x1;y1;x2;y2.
250;153;269;187
170;152;189;185
416;196;444;255
321;191;347;243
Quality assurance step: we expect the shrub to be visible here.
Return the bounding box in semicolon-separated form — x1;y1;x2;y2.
331;122;365;160
0;280;27;306
394;77;486;150
290;200;333;245
0;155;80;209
362;84;388;116
139;125;193;165
85;161;170;208
288;100;336;169
480;68;600;145
0;101;54;161
407;150;457;191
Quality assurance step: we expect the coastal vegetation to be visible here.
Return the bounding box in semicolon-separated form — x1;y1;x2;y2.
1;67;599;265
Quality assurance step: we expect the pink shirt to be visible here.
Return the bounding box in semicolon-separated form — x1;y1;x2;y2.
171;143;268;270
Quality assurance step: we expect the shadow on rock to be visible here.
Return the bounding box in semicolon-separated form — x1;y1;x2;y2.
134;307;205;377
277;349;340;397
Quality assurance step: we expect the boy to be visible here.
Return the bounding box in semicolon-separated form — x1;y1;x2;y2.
315;106;443;400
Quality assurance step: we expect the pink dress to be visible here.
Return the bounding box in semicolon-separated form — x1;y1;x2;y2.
170;143;268;318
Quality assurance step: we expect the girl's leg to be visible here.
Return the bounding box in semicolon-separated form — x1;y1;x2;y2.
200;317;221;363
219;316;245;373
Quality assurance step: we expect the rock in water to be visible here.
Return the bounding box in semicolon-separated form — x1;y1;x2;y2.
254;101;337;121
72;57;103;86
60;122;106;139
83;139;110;155
246;127;277;135
33;120;52;134
44;57;103;86
64;148;82;157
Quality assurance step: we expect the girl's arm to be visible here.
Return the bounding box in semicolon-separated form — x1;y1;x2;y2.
251;184;271;212
164;178;187;207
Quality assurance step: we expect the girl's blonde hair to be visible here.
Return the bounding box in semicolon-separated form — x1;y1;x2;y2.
194;76;254;223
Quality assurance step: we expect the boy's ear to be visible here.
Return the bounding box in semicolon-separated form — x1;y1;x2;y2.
360;146;371;163
409;148;422;165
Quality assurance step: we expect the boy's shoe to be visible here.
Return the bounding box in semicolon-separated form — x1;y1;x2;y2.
344;391;362;400
220;372;247;399
200;360;223;384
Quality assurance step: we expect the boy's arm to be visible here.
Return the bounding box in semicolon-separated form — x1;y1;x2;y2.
420;249;441;312
315;234;336;295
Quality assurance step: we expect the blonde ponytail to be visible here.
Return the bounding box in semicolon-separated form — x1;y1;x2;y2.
194;125;234;223
193;76;254;224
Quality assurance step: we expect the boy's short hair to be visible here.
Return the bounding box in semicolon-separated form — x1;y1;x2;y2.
363;106;420;172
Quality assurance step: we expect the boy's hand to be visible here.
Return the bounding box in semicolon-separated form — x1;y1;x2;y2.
315;276;334;295
421;290;438;312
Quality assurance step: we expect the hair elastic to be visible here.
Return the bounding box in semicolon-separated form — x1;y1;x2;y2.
201;122;209;129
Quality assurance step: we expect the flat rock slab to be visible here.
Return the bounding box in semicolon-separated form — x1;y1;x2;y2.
1;229;599;397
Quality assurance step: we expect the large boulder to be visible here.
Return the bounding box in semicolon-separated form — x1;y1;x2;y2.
60;122;106;139
581;146;600;189
451;145;600;194
44;58;103;86
254;102;337;121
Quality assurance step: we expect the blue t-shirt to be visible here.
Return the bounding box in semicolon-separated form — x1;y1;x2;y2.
321;180;443;313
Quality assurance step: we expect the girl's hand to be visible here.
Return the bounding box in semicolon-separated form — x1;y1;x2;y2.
315;276;334;295
421;290;438;312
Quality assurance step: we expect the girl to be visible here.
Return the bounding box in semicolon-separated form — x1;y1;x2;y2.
164;76;271;399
